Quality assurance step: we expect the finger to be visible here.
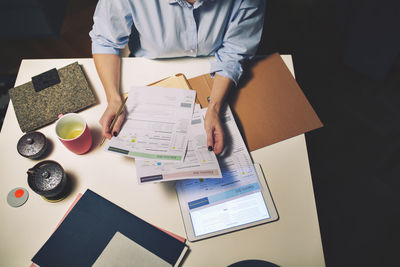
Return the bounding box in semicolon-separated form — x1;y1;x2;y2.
111;112;125;136
100;116;113;140
103;126;113;140
213;126;224;155
206;127;214;151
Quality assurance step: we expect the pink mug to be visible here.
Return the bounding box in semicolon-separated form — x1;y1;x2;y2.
55;113;92;154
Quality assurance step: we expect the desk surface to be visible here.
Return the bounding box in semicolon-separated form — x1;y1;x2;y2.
0;56;325;267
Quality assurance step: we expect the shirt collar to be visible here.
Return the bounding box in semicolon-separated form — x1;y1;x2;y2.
168;0;206;9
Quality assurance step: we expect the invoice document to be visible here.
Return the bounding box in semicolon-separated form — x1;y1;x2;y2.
106;86;196;161
136;105;222;183
176;106;269;237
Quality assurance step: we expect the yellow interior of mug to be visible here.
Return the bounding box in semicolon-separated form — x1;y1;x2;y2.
56;114;85;140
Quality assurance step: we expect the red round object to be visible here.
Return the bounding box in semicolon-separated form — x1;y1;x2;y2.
14;189;24;198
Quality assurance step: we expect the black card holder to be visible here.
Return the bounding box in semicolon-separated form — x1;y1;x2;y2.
32;68;61;92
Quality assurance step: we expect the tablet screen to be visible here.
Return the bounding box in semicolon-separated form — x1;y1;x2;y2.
176;164;278;241
190;191;270;236
176;106;278;241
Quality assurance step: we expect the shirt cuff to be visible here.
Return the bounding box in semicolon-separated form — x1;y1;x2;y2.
91;42;120;55
209;60;243;86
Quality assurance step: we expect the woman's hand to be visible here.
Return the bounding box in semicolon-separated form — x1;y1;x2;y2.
204;104;224;155
204;73;233;155
93;54;123;140
99;97;125;140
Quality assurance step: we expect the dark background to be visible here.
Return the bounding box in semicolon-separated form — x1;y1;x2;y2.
1;1;399;266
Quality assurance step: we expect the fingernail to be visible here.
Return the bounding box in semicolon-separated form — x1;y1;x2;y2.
208;146;213;151
113;131;118;137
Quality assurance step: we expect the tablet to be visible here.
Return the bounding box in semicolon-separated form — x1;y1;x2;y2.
176;163;279;242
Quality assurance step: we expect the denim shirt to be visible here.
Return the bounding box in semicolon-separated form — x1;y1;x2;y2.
89;0;266;84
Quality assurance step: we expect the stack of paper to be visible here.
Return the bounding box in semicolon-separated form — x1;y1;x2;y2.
107;86;196;162
135;105;222;183
106;86;222;183
176;105;261;209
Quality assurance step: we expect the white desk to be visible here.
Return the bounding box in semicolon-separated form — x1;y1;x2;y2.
0;56;325;267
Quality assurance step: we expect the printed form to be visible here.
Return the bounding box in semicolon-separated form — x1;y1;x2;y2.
136;104;222;183
106;86;196;161
176;106;269;236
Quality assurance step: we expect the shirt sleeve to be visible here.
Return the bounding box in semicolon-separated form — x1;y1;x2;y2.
89;0;134;55
210;0;267;85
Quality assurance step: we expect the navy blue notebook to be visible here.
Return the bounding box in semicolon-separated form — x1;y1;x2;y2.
32;189;187;266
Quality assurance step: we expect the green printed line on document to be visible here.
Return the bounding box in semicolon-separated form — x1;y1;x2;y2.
130;151;182;161
108;146;129;155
